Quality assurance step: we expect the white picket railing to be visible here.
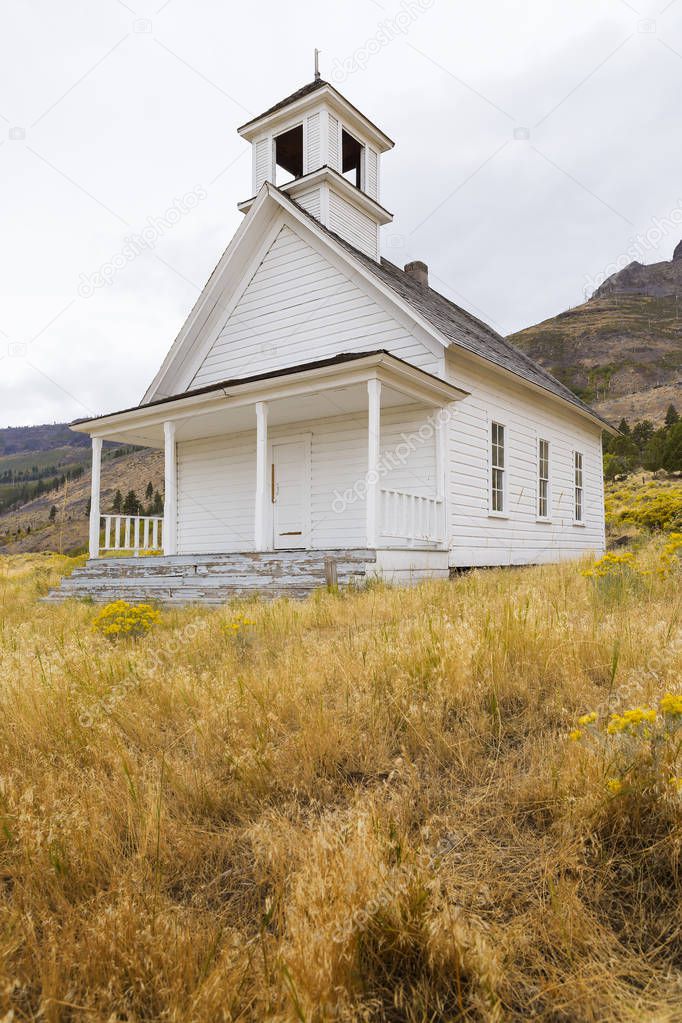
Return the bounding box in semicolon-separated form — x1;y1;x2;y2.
100;515;164;556
379;489;445;545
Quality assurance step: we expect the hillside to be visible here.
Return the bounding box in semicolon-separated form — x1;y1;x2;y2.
510;245;682;424
0;445;163;554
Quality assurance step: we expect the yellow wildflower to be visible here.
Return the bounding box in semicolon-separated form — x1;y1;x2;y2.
578;712;598;726
607;778;623;795
569;729;583;742
660;693;682;718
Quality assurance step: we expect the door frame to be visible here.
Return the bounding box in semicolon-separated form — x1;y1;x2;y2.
268;431;312;550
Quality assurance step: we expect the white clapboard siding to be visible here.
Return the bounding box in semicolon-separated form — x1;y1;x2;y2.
306;112;320;172
175;406;437;554
328;113;340;171
366;148;378;200
177;433;257;554
254;137;272;192
294;185;322;220
444;351;605;566
328;190;378;260
190;225;438;388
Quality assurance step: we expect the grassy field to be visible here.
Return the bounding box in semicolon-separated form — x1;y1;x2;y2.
0;547;681;1022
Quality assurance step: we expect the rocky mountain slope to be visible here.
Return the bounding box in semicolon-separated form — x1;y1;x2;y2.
509;243;682;424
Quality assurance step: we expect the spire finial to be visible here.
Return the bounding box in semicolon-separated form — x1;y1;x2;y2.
314;48;321;80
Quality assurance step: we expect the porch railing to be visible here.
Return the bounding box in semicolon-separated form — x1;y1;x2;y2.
100;515;164;556
379;488;445;545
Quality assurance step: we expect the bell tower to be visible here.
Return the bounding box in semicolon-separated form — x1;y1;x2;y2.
236;74;394;261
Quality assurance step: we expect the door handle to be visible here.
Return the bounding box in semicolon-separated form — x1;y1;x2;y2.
271;463;276;503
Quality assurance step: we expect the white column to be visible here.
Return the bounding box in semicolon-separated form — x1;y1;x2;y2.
254;401;269;550
163;421;177;556
88;436;103;560
366;379;381;548
435;405;449;544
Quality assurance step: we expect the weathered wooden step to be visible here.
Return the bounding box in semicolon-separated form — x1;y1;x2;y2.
44;550;375;604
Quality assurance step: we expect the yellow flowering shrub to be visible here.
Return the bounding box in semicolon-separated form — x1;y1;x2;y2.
659;532;682;576
92;600;161;639
569;693;682;802
582;551;636;579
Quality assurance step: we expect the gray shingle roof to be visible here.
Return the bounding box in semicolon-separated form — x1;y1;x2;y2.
238;79;327;130
284;192;613;430
238;79;394;148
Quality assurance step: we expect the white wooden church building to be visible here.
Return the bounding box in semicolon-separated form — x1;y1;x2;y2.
52;75;612;602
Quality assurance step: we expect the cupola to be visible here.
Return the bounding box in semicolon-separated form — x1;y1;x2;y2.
236;72;394;261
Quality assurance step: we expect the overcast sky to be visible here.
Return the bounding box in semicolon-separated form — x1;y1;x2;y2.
1;0;681;427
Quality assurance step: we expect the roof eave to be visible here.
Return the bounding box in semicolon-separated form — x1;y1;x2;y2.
238;81;394;152
71;351;469;437
446;343;617;434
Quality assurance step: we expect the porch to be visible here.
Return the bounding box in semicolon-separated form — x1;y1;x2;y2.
59;353;468;598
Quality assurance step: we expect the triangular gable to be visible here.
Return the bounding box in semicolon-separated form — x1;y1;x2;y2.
141;184;444;403
188;224;439;390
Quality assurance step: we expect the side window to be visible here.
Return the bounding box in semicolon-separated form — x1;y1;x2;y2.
491;422;505;513
538;438;550;518
574;451;584;522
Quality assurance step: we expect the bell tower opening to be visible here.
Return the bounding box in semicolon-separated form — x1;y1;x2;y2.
274;124;303;186
341;129;364;190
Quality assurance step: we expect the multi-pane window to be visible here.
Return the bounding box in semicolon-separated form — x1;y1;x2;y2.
538;439;550;518
574;451;584;522
491;422;505;513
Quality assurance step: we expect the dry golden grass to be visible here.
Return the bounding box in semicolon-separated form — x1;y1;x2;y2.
0;549;681;1022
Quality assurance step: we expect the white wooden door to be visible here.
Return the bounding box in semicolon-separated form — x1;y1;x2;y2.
271;439;309;549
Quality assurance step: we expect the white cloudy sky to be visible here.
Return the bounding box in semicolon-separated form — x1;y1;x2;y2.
1;0;681;427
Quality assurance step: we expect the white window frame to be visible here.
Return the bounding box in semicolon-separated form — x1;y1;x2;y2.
573;450;584;525
489;420;508;517
537;437;551;521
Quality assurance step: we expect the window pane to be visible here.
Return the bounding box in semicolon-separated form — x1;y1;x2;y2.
491;423;505;512
574;452;584;521
492;468;504;512
492;423;504;468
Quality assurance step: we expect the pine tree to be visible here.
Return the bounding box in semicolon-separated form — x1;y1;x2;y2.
618;417;631;436
123;490;140;516
112;489;123;513
152;491;164;515
632;420;654;451
664;404;679;428
662;422;682;472
49;505;57;522
145;480;154;500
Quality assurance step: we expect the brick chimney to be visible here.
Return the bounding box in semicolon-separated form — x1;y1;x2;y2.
404;260;429;290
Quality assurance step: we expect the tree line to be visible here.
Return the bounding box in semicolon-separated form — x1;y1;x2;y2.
603;404;682;479
110;481;163;517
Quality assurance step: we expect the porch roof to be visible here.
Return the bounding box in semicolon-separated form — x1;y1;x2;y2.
71;350;468;449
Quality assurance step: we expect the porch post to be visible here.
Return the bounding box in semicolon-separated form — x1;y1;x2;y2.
435;405;449;543
88;436;102;560
255;401;269;550
366;379;381;548
163;420;177;556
